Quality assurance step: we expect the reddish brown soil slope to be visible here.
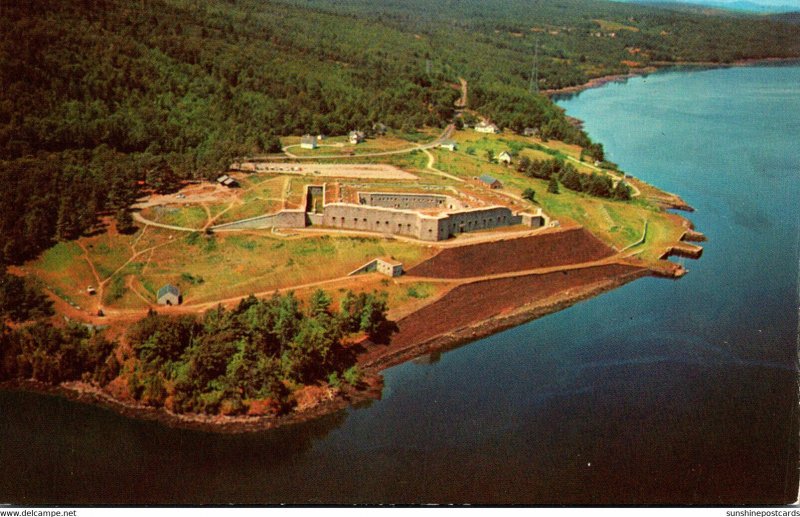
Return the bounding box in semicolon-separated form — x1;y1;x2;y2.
407;228;614;279
377;263;643;356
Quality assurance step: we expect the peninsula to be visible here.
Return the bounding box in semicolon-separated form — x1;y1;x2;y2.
1;0;794;431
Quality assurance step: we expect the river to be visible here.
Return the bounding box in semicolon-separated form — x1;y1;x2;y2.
1;63;798;505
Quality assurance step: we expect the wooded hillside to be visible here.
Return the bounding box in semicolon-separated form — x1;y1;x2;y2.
1;0;798;264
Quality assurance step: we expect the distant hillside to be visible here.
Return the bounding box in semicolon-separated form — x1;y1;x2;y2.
769;11;800;23
1;0;799;264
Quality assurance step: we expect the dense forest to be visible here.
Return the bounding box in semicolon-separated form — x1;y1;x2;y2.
2;0;798;265
0;289;390;416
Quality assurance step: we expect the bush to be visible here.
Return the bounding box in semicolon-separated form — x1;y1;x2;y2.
343;365;361;386
102;276;126;304
522;188;536;202
180;273;204;285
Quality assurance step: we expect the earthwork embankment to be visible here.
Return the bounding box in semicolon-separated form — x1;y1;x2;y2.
406;227;614;279
360;263;647;368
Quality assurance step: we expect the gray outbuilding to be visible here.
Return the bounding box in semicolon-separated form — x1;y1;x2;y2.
157;284;181;306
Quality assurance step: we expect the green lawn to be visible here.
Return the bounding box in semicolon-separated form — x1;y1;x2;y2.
38;241;83;273
139;205;208;229
135;233;434;305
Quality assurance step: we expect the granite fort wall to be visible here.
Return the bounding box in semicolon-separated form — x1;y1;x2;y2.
322;203;427;239
433;207;517;240
358;192;461;210
322;203;519;241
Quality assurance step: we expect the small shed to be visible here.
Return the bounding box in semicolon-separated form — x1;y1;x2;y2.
349;130;365;144
498;151;513;165
157;284;181;306
523;127;538;137
300;134;318;149
347;257;404;277
479;174;503;189
376;258;403;277
439;139;457;151
475;121;499;134
217;175;238;188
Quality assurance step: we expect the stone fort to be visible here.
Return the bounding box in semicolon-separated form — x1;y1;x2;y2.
212;184;548;241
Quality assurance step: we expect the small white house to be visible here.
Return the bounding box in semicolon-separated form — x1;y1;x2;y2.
349;130;365;145
475;121;499;134
498;151;513;165
300;134;318;149
439;139;457;151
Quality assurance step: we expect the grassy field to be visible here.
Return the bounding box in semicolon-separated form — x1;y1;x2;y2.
24;130;689;318
33;242;99;310
140;232;435;304
27;227;437;310
434;130;686;253
594;19;640;32
139;205;208;229
282;129;440;157
213;199;281;225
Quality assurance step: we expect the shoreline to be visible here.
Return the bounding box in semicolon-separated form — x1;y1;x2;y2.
0;265;665;434
0;57;714;433
543;56;800;97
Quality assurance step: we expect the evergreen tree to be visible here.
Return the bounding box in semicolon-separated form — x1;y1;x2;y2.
517;156;531;173
116;208;136;234
559;164;583;192
522;188;536;202
309;289;332;317
55;199;80;241
547;176;560;194
612;180;632;201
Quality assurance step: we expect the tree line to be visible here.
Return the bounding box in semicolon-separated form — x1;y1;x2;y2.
126;289;392;415
3;0;798;265
0;288;393;417
517;156;632;200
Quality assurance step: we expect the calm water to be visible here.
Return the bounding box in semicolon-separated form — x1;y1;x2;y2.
2;64;799;505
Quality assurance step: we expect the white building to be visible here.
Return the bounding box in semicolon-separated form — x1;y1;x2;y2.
498;151;513;165
349;130;365;144
439;139;457;151
475;121;499;134
300;134;318;149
